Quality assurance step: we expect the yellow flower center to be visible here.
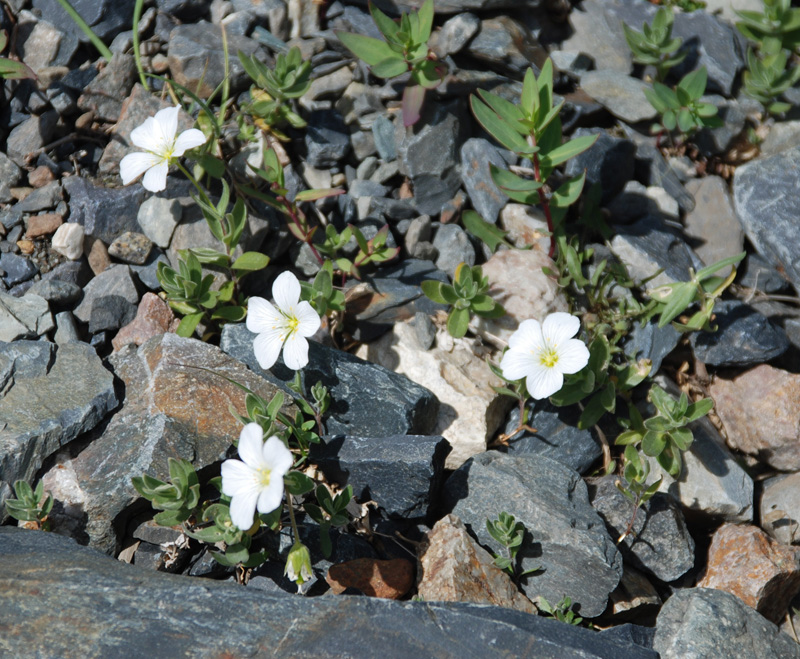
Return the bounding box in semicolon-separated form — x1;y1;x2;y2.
287;315;300;334
539;346;560;368
256;466;272;488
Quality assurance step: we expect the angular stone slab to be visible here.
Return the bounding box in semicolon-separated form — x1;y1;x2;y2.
0;292;54;342
654;587;800;659
54;333;295;554
0;341;116;519
0;526;658;659
443;452;623;618
310;434;450;521
221;323;439;437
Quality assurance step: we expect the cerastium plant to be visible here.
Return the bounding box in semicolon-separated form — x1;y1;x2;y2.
486;512;540;581
623;7;686;82
644;66;721;141
336;0;447;126
470;60;598;259
5;480;54;531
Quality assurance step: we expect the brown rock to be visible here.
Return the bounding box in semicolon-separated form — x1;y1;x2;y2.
16;240;34;255
416;514;536;614
28;165;55;188
87;238;111;275
698;523;800;623
112;293;180;352
108;231;153;265
26;213;63;238
326;558;414;599
710;364;800;471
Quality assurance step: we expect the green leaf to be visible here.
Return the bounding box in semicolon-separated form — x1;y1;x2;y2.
417;0;435;43
521;67;538;117
233;251;270;272
188;248;230;268
211;305;247;322
198;154;226;178
550;172;586;209
284;471;315;496
0;57;36;80
655;282;697;327
294;188;345;202
470;95;533;154
578;393;607;429
670;427;694;451
461;210;511;252
402;84;426;127
685;397;713;422
447;307;470;338
538;134;598;170
371;55;408;78
369;2;400;41
694;252;745;281
476;89;526;129
641;430;667;457
678;66;707;100
421;280;448;303
335;31;397;66
176;313;203;337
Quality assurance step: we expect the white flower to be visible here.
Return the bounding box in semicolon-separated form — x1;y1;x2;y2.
285;541;313;587
221;423;293;531
246;271;321;371
500;312;590;400
119;105;206;192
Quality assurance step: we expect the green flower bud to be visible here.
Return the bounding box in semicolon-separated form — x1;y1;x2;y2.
285;541;313;586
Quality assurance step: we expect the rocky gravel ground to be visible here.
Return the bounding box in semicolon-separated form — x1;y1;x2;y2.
3;0;800;656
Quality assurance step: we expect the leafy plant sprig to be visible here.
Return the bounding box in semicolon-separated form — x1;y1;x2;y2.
131;458;201;527
5;480;54;531
470;60;598;258
336;0;447;126
421;262;505;338
239;46;312;139
614;442;663;544
623;7;686;82
486;512;540;580
736;0;800;56
537;596;584;626
304;484;354;558
740;48;800;115
644;66;722;140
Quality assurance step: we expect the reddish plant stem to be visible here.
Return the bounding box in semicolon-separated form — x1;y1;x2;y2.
528;135;556;259
276;193;324;265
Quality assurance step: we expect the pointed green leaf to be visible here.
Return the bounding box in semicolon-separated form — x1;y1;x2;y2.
371;55;408;78
335;31;397;66
551;172;586;208
538;134;598;170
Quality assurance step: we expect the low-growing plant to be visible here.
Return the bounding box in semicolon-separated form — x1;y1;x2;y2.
486;512;540;581
336;0;447;126
614;443;663;543
421;262;505;338
736;0;800;56
4;480;54;531
644;66;722;141
741;48;800;115
623;7;686;82
132;458;201;527
537;596;584;626
239;46;312;138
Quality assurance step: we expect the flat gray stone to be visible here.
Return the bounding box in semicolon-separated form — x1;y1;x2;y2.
220;323;439;437
562;0;632;74
73;265;140;324
0;340;116;520
460;138;508;224
0;526;658;658
580;71;657;124
0;292;54;341
443;452;623;617
654;588;800;659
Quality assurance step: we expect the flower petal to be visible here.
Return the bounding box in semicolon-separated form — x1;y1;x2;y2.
508;319;544;352
247;296;283;335
229;489;260;530
141;160;169;192
282;333;309;370
173;128;207;157
256;479;285;515
238;423;265;467
263;436;293;476
294;300;321;337
500;348;535;382
221;459;256;498
272;271;301;314
130;117;162;153
557;339;590;374
154;105;180;146
542;312;581;347
253;328;285;370
119;151;161;185
526;364;564;400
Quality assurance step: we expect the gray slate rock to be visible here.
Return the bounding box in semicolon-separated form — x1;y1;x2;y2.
5;111;59;165
443;452;623;617
88;295;137;334
221;323;439;437
739;253;789;294
562;0;632;74
0;292;54;342
77;52;137;122
433;223;476;276
460;138;508;224
0;341;116;519
372;113;397;161
310;434;450;521
26;279;83;308
31;0;128;42
501;400;602;475
733;145;800;292
305;109;351;167
62;176;148;245
73;265;140;324
690;300;789;367
580;71;657;124
565;129;635;204
0;526;658;659
589;476;695;583
0;252;38;286
466;16;544;75
654;587;800;659
433;13;480;57
16;180;63;212
634;141;695;212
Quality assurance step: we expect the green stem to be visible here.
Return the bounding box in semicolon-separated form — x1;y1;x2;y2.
176;161;213;208
132;0;148;90
286;489;300;543
54;0;113;62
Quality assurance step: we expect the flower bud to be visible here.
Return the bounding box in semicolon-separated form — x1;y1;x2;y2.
285;541;313;586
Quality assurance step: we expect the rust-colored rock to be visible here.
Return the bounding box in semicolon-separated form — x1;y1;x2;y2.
326;558;414;599
28;165;55;188
112;293;180;351
26;213;63;239
710;364;800;471
698;523;800;623
417;514;536;614
87;238;111;275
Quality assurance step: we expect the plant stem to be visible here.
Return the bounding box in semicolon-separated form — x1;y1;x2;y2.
176;161;213;208
54;0;113;62
132;0;148;89
527;135;556;259
617;489;644;544
276;193;324;265
286;489;300;543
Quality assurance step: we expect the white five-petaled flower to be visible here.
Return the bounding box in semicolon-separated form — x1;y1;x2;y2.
500;312;590;400
119;105;206;193
221;423;294;531
246;271;321;371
